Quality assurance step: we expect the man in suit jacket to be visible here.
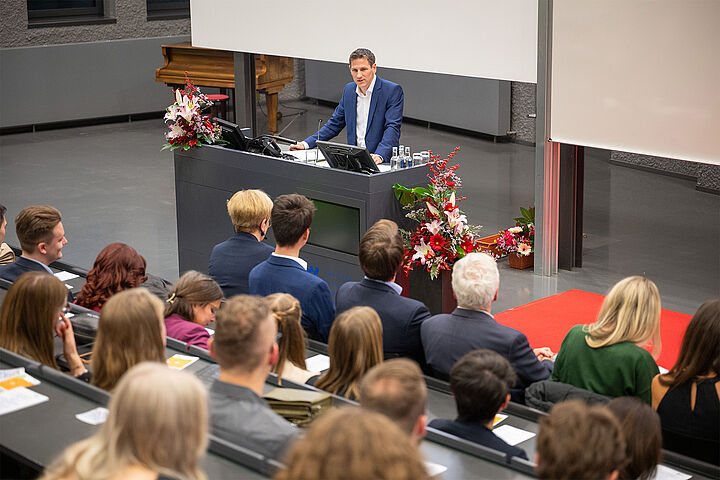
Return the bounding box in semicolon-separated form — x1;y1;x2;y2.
290;48;403;164
209;189;274;297
0;205;73;301
421;252;554;402
207;295;298;459
336;219;429;366
249;194;335;341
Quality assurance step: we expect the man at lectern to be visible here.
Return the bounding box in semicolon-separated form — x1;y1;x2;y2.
290;48;403;164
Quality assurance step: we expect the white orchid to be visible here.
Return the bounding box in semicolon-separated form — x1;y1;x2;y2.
508;226;523;234
425;219;442;235
412;238;433;265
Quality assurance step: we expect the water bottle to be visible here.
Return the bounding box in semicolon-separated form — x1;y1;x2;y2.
390;147;399;171
405;146;412;168
398;145;406;168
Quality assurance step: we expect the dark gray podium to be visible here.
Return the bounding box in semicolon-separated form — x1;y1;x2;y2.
174;145;428;293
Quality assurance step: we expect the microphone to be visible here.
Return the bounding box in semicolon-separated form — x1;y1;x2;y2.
309;118;323;163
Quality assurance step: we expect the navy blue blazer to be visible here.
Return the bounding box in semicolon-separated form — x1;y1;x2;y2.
0;256;74;302
248;255;335;342
421;308;552;398
302;76;404;162
335;278;429;366
208;232;274;298
428;418;528;461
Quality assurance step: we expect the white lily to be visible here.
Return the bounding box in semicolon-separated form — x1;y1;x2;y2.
425;219;442;235
426;202;440;217
412;238;433;265
449;191;456;207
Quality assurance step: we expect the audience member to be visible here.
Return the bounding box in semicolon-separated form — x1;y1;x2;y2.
92;288;167;391
267;293;315;384
607;397;662;480
41;363;208;480
208;294;297;459
249;194;335;341
358;358;427;443
536;400;627;480
0;205;72;300
274;407;429;480
0;271;85;378
75;242;147;312
0;203;15;265
428;349;527;460
652;298;720;464
164;270;223;350
552;276;661;403
209;189;274;297
309;306;383;400
421;252;553;401
336;219;430;366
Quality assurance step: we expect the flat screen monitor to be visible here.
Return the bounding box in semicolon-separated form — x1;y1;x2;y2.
317;140;380;174
215;118;249;151
306;199;360;255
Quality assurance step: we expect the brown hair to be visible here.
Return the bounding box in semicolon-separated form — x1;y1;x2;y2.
91;288;166;391
15;205;62;253
537;400;627;480
0;271;67;368
270;194;315;247
274;407;428;480
358;358;426;435
266;293;307;377
659;299;720;389
0;204;6;224
227;189;273;233
358;219;404;281
315;307;383;400
450;349;516;424
607;397;662;480
349;48;376;66
213;295;272;372
164;271;223;323
75;243;147;311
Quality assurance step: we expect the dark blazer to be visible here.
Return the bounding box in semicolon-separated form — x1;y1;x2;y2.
248;255;335;342
335;278;429;366
302;76;404;162
0;256;74;302
208;232;273;297
421;308;552;401
428;418;528;461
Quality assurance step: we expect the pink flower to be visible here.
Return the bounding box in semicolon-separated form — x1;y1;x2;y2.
412;238;433;265
517;243;532;256
425;219;442;235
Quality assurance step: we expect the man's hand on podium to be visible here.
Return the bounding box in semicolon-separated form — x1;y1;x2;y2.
371;154;383;165
290;143;306;151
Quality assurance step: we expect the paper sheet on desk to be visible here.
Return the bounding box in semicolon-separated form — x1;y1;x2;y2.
0;387;49;415
0;368;40;391
493;425;535;446
285;149;325;162
305;354;330;373
54;270;79;281
651;465;691;480
424;461;448;477
76;407;109;425
166;354;199;370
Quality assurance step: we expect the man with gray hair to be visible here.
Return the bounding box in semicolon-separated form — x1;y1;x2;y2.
420;252;553;402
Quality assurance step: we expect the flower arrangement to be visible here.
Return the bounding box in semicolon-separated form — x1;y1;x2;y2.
162;75;223;151
495;207;535;257
393;147;483;279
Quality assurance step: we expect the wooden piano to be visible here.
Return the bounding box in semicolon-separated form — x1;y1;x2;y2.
155;42;294;133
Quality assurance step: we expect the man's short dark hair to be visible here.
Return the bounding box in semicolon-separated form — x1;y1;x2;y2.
15;205;62;253
349;48;375;66
358;220;403;281
449;349;516;424
358;358;427;435
213;295;271;372
271;194;315;247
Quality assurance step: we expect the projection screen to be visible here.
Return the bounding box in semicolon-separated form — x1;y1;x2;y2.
190;0;538;83
550;0;720;166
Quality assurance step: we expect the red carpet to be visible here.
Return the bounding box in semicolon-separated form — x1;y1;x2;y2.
493;289;692;370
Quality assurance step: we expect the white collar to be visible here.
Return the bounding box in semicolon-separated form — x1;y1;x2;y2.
272;252;307;270
364;276;403;295
355;74;377;97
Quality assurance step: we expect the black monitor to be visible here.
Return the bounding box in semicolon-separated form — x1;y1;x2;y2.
215;118;249;151
317;141;380;174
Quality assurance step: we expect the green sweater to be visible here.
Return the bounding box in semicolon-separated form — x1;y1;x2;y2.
551;325;659;404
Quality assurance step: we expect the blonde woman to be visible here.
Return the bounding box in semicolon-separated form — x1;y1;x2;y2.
92;288;166;391
309;306;383;400
551;276;662;403
42;362;208;480
267;293;315;384
164;271;223;350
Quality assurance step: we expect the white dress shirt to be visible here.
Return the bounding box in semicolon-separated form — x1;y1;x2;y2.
271;252;307;270
355;74;377;149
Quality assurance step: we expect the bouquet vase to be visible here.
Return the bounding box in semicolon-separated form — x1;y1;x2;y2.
398;267;457;315
508;252;534;269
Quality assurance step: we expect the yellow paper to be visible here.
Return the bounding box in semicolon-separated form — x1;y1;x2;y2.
0;377;34;390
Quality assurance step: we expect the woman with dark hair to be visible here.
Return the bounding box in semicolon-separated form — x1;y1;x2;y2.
607;397;662;480
164;271;223;349
75;243;147;312
267;293;315;384
651;299;720;464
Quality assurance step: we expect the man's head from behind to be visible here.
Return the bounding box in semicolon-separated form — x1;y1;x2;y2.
0;204;7;244
450;349;516;425
359;219;403;282
270;194;315;248
348;48;377;93
536;400;627;480
15;205;67;263
210;295;278;375
358;358;427;443
227;189;273;236
451;252;499;311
